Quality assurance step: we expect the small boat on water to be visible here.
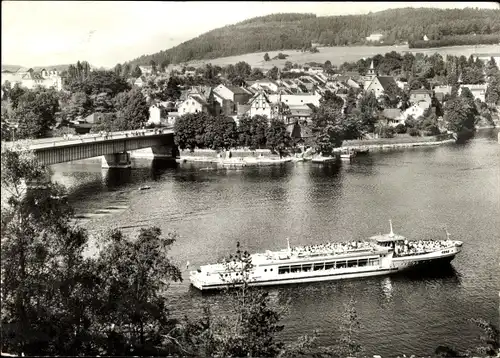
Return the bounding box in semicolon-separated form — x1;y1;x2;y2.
139;185;151;191
311;156;337;163
189;221;463;291
354;147;369;155
340;150;356;161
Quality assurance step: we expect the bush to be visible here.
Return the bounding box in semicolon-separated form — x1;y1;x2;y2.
395;123;407;134
423;124;441;136
408;128;421;136
378;125;395;138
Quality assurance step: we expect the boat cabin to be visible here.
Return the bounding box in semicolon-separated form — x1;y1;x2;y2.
369;233;407;251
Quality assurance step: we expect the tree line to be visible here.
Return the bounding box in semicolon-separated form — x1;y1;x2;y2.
126;8;500;66
174;113;292;155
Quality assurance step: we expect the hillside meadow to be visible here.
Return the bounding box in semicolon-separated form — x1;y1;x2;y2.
184;44;500;69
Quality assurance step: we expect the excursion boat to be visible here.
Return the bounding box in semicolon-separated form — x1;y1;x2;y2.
189;221;463;291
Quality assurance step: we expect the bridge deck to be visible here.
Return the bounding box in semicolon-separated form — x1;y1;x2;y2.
3;128;174;151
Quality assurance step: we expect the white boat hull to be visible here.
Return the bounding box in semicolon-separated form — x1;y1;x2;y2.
190;245;461;291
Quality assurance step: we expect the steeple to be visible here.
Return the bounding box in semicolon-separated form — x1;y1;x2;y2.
367;60;376;78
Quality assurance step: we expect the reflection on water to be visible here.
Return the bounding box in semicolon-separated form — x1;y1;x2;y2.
49;132;500;357
382;277;393;301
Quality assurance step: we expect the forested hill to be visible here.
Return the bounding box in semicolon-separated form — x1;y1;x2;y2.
127;8;500;66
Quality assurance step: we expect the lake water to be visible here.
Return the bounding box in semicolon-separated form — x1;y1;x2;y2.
50;129;500;357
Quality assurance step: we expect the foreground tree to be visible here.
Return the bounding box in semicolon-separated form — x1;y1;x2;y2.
1;144;95;355
237;114;268;149
204;115;238;150
114;88;150;130
12;87;59;139
66;70;131;98
174;112;210;151
311;90;344;154
61;91;93;122
266;118;291;157
91;227;183;355
443;96;476;137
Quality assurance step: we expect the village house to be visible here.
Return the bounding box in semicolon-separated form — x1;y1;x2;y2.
178;86;221;116
2;67;64;91
297;77;315;92
166;112;180;126
134;76;146;87
213;84;253;115
139;65;153;75
308;67;324;75
433;85;453;103
365;76;398;99
244;90;279;120
409;88;433;106
178;95;209;115
459;84;488;103
473;53;500;67
148;104;164;125
268;93;322;107
366;33;384;42
402;101;430;121
423;35;430;41
246;79;279;93
285;103;316;125
382;108;404;126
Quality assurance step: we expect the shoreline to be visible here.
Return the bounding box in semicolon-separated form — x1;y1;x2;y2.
175;138;456;165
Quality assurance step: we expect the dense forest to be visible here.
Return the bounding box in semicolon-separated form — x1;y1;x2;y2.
127;8;500;66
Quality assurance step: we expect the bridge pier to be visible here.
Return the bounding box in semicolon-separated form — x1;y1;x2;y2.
102;152;131;169
151;144;178;159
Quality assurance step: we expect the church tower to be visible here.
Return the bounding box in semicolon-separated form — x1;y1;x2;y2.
367;60;376;79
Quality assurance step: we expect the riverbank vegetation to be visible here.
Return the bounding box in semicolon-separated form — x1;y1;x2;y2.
1;144;499;357
126;8;500;66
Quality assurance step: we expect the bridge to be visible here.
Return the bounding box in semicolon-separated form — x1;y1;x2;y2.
3;128;177;169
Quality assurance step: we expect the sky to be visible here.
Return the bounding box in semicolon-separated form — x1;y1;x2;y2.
2;1;499;68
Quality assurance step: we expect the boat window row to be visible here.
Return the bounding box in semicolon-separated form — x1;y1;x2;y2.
277;258;379;275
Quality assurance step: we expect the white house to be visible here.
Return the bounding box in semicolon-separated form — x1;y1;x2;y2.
178;94;209;115
423;35;430;41
245;91;276;120
402;101;430;121
247;79;279;93
166;112;179;126
459;84;488;103
21;71;64;91
473;53;500;67
365;76;398;99
308;67;324;75
366;33;384;42
268;93;322;107
139;65;153;75
148;105;162;125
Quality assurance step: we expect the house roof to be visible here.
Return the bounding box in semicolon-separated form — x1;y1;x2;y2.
249;91;272;105
227;86;249;95
190;95;208;106
376;76;397;91
383;108;402;119
410;89;432;95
